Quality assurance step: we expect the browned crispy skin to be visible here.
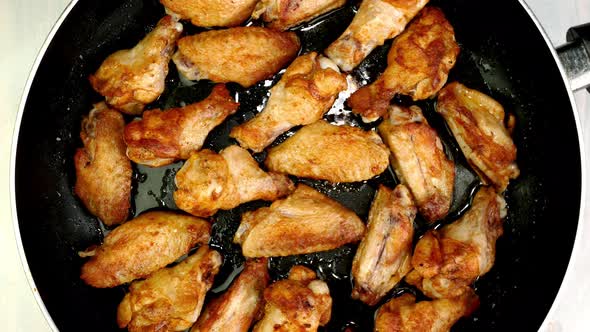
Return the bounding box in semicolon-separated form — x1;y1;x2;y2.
234;184;365;257
173;27;300;87
230;52;347;153
74;102;131;226
374;291;479;332
80;211;211;288
253;266;332;332
264;120;390;182
348;7;459;122
117;246;222;332
124;84;239;167
436;82;519;192
324;0;429;72
351;185;416;306
192;258;270;332
252;0;346;30
174;145;295;217
378;105;454;222
89;16;182;114
161;0;258;27
405;187;505;299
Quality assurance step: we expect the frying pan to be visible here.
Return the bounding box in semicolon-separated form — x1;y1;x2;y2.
10;0;589;331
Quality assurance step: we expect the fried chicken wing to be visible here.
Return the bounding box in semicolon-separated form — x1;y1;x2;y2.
324;0;429;72
117;246;222;332
89;16;183;114
374;291;479;332
351;185;416;306
230;52;347;153
173;27;300;87
234;184;365;257
74;102;131;226
192;258;269;332
80;211;210;288
264;120;389;182
161;0;258;27
252;0;346;30
378;105;454;222
436;82;519;192
174;145;295;217
253;266;332;332
124;84;239;167
405;187;505;299
348;7;459;122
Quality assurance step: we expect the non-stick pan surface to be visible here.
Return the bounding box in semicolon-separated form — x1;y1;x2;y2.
14;0;582;331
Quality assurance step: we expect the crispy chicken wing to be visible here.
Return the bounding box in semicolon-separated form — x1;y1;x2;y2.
252;0;346;30
124;84;239;167
80;211;210;288
405;187;505;299
351;185;416;306
161;0;258;27
253;266;332;332
348;7;459;122
234;184;365;257
378;105;454;222
374;291;479;332
264;120;390;182
89;16;183;114
117;246;222;332
74;103;131;226
174;145;295;217
436;82;519;192
230;52;347;153
173;27;300;87
324;0;429;72
192;258;269;332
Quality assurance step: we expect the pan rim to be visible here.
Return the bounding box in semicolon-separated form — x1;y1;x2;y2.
8;0;587;331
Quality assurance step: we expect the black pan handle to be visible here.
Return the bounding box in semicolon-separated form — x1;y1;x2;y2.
557;23;590;92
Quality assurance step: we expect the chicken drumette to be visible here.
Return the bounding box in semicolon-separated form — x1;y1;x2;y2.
405;186;505;299
124;84;239;167
230;52;347;153
378;105;455;223
174;145;295;217
351;185;416;306
347;7;459;122
89;16;183;114
117;246;222;332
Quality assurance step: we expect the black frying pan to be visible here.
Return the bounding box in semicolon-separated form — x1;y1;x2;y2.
12;0;587;331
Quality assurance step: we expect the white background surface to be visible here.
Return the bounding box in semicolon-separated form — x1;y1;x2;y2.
1;0;589;331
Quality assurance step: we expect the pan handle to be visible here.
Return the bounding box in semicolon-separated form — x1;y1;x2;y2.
557;23;590;92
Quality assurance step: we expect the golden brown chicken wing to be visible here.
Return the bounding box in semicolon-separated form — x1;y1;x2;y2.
89;16;183;114
436;82;520;192
351;185;416;306
405;186;505;299
252;0;346;30
117;246;222;332
124;84;239;167
234;184;365;257
173;27;300;87
161;0;258;27
324;0;429;72
378;105;454;223
348;7;459;122
74;102;131;226
174;145;295;217
374;291;479;332
230;52;347;153
192;258;269;332
253;266;332;332
80;211;210;288
264;120;390;182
